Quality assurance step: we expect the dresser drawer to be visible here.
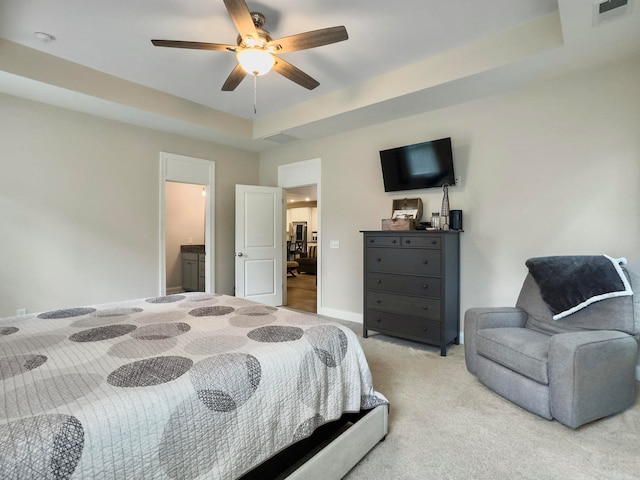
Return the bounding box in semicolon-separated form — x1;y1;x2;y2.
401;236;441;248
366;272;441;297
365;235;401;247
366;309;441;343
366;248;441;276
366;291;440;319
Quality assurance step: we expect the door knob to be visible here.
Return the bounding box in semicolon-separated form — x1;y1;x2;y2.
237;252;243;257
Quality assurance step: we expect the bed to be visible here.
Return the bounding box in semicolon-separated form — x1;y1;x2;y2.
0;293;388;479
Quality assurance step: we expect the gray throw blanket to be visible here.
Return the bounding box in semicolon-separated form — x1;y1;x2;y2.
525;255;633;320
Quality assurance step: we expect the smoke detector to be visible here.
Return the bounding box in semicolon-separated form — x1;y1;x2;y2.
593;0;634;26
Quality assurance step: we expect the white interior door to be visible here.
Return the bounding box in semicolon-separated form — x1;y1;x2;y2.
235;185;284;306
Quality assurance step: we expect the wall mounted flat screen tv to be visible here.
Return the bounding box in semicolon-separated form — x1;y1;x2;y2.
380;137;455;192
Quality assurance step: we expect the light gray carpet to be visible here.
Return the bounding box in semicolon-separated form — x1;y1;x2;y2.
335;320;640;480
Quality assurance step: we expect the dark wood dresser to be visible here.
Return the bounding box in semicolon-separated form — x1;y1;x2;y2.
362;230;460;355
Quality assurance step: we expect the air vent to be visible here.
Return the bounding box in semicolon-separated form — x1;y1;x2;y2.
593;0;634;26
262;132;299;144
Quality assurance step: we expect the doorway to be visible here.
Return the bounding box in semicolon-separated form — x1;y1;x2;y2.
165;182;206;294
158;152;215;296
285;185;317;313
278;158;321;313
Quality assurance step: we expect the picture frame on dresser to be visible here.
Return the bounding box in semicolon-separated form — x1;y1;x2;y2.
361;230;460;355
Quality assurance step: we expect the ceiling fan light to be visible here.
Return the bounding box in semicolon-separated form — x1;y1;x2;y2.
237;48;275;76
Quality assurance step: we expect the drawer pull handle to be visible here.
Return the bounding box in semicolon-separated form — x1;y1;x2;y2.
405;240;411;244
423;260;429;264
377;280;382;284
377;258;382;262
431;240;437;245
376;299;382;304
377;318;382;323
370;239;375;243
422;327;429;331
422;306;428;310
392;239;397;244
423;284;428;289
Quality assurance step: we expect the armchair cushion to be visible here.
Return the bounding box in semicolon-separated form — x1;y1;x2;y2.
476;328;550;384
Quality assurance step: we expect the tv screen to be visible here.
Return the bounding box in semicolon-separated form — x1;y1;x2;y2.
380;137;455;192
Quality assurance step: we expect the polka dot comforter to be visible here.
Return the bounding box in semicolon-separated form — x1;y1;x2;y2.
0;293;387;479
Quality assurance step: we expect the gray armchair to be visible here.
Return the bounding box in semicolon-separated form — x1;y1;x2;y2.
465;257;639;428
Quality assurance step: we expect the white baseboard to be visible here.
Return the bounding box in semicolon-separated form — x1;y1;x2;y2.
317;307;363;324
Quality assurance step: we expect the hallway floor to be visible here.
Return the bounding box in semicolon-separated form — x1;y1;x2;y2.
286;272;317;313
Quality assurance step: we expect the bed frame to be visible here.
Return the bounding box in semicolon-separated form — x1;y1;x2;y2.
241;404;388;479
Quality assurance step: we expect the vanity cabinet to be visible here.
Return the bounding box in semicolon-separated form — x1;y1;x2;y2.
181;248;205;292
362;231;460;355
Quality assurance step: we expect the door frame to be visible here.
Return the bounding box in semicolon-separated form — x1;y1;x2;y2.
278;158;321;312
159;152;215;295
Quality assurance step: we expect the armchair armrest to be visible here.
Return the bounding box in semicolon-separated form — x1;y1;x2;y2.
464;307;528;374
549;331;638;428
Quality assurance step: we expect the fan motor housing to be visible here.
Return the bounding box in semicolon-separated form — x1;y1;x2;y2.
236;28;272;48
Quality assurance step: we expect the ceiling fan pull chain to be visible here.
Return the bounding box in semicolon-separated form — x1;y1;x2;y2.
253;75;258;114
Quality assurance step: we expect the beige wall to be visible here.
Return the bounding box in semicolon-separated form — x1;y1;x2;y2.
259;54;640;324
0;93;259;317
2;54;638;323
165;182;206;292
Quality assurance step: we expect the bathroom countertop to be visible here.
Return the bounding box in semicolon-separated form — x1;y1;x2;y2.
180;244;205;254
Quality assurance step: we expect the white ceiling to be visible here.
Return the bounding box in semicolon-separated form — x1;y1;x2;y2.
287;185;317;203
1;0;639;151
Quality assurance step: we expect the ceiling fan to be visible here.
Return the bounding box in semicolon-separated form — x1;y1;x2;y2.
151;0;349;92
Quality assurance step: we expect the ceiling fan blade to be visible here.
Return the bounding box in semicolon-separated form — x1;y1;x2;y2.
268;26;348;53
151;39;235;52
273;58;319;90
222;63;247;91
223;0;259;41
